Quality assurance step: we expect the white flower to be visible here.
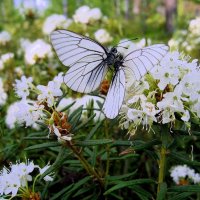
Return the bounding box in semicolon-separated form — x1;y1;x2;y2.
43;14;72;35
5;101;43;128
14;66;24;76
15;100;44;127
19;38;31;52
189;17;200;36
5;101;20;129
14;76;33;99
53;125;73;142
25;39;52;65
170;165;200;184
53;72;64;87
0;60;3;70
73;5;90;24
0;31;11;45
0;78;7;106
37;81;63;107
88;8;102;22
73;5;102;24
94;29;113;44
11;161;35;187
1;53;14;64
37;164;54;182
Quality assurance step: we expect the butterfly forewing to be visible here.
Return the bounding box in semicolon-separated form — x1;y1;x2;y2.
51;30;108;93
123;44;169;80
103;68;125;119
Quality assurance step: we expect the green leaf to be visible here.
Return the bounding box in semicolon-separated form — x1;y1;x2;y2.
169;192;194;200
131;185;153;199
75;139;113;146
106;170;137;181
59;100;76;112
39;146;67;180
72;113;96;132
25;142;60;151
23;136;50;140
104;179;155;195
51;184;74;200
63;176;91;197
156;182;167;200
170;152;200;166
68;106;83;129
86;120;104;140
168;185;200;192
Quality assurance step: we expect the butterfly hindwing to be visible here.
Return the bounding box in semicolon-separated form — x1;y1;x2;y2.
123;44;169;80
103;68;125;119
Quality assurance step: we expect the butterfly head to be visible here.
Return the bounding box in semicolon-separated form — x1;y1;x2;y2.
111;47;117;54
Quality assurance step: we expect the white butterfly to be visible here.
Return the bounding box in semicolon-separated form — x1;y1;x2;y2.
51;30;168;119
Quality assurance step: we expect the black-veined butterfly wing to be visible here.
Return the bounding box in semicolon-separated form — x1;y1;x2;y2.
103;68;125;119
51;30;108;93
103;44;168;119
123;44;169;81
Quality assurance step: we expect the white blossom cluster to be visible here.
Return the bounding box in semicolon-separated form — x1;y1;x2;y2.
0;160;53;198
94;29;113;44
73;5;102;24
16;0;49;17
170;165;200;185
120;51;200;134
169;17;200;54
24;39;52;65
0;53;14;70
0;78;7;106
42;14;72;35
0;31;11;45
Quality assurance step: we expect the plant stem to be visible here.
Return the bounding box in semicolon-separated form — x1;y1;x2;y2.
105;120;110;176
157;146;166;195
69;144;104;188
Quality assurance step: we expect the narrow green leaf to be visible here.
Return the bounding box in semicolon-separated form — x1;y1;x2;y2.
39;146;67;180
59;101;76;112
106;170;137;181
64;176;91;196
102;154;139;161
131;139;161;151
104;179;155;195
168;185;200;192
86;120;104;140
75;139;113;146
156;182;167;200
169;192;194;200
23;137;49;140
170;152;200;166
25;142;60;151
72;187;93;197
131;185;153;198
51;184;74;200
72;113;96;132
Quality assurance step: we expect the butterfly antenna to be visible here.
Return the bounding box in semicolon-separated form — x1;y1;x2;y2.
114;38;138;48
118;38;138;45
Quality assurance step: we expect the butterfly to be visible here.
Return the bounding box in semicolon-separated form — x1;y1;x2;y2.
50;30;168;119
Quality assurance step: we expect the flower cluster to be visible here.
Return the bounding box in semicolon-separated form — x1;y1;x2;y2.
170;165;200;185
42;14;72;35
0;78;7;106
15;0;49;18
73;5;102;24
94;29;113;44
24;39;52;65
0;31;11;46
169;17;200;56
0;53;14;70
120;51;200;135
0;160;53;198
